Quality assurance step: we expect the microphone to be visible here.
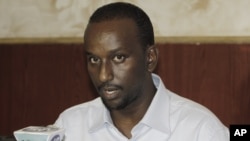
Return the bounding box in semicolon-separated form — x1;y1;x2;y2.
14;125;64;141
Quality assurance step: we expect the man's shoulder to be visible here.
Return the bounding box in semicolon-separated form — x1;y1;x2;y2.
59;97;103;118
170;93;216;119
54;97;106;134
169;92;226;129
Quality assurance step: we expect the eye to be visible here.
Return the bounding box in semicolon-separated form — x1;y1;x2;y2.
113;54;126;63
88;56;100;64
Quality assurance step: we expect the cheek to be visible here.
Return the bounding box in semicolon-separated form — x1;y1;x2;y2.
87;65;99;84
114;60;146;81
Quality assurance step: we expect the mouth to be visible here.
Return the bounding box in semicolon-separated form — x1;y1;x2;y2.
99;85;121;100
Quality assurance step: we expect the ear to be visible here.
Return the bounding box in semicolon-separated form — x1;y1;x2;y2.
146;45;159;72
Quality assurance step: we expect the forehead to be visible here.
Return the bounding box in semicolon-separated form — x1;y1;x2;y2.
84;19;140;47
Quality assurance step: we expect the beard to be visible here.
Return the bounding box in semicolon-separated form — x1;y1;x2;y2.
101;94;137;110
101;85;142;111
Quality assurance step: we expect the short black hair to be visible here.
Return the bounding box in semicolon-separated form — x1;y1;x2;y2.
87;2;154;49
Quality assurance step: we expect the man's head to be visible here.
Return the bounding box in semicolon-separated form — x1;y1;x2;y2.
88;2;154;50
83;2;158;110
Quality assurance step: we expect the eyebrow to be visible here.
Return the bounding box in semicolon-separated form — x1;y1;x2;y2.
85;46;129;56
109;46;128;54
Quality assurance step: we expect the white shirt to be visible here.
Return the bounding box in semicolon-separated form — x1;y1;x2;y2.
54;74;229;141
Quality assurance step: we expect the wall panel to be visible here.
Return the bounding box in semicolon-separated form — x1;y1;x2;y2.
0;43;249;136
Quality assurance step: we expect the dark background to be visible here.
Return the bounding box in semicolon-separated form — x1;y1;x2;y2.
0;43;249;136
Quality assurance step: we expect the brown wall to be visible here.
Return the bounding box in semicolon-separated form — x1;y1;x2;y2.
0;43;249;136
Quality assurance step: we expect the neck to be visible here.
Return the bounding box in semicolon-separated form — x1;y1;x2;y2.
110;75;156;138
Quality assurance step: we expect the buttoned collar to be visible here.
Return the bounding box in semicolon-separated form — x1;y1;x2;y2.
88;73;171;134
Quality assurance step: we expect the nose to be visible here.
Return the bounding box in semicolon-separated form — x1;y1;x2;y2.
99;61;113;83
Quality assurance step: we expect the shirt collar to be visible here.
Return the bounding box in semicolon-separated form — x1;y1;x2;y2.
88;73;171;134
140;73;171;134
88;101;112;133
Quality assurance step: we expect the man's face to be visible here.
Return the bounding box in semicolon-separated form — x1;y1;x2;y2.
83;19;148;110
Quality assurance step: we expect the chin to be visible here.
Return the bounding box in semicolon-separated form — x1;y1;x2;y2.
102;98;128;111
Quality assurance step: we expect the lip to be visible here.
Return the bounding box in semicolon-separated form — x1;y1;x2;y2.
101;86;121;100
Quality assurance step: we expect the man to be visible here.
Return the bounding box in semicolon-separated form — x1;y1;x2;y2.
54;2;229;141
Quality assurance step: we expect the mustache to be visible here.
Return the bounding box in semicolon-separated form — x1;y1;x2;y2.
97;82;123;91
